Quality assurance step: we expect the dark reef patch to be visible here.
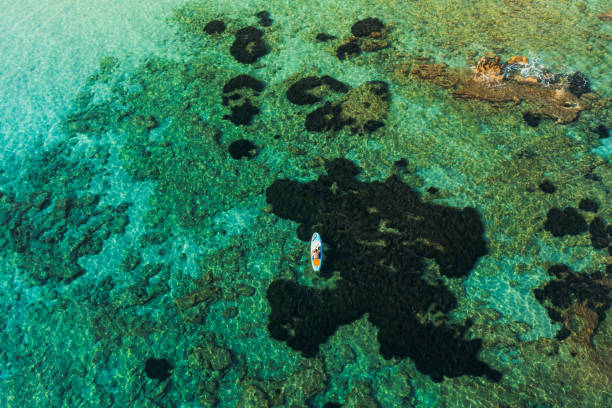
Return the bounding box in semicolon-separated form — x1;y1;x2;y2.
351;17;385;37
222;74;265;94
316;33;337;42
230;26;269;64
363;119;384;132
286;76;349;106
289;78;390;134
256;11;273;27
336;17;388;60
567;71;590;97
228;139;257;160
305;102;345;132
204;20;226;34
544;207;587;237
522;112;541;127
578;198;599;213
533;264;611;339
336;42;361;61
538;180;556;193
265;159;501;382
593;124;609;139
222;74;265;126
589;217;609;249
145;358;173;381
223;101;260;125
394;158;408;169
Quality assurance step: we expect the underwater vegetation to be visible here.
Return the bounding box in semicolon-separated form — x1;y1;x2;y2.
2;1;611;407
265;158;502;382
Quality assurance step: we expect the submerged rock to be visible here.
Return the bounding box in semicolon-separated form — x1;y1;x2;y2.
408;54;590;123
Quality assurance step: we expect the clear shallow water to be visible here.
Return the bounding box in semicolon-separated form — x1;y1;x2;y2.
1;1;611;407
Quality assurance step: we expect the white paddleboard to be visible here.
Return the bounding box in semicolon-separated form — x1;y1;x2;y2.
311;232;323;272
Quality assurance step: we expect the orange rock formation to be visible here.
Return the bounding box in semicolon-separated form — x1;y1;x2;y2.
400;54;591;123
474;56;504;81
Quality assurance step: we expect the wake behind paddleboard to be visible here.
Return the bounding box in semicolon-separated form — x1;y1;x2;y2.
311;232;323;272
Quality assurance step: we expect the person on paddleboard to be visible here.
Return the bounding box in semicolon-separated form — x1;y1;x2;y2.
311;232;323;272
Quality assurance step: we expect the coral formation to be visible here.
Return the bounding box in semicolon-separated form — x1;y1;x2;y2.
533;264;612;343
230;26;269;64
222;74;265;125
286;76;349;105
522;112;541;127
0;187;130;283
265;158;501;382
174;271;223;324
288;78;390;134
228;139;258;160
256;10;273;27
589;217;610;249
544;207;587;237
336;17;389;61
336;41;361;61
578;198;599;212
145;358;173;381
204;20;225;34
538;180;556;193
594;124;610;138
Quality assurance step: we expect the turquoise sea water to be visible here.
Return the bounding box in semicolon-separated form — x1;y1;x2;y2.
1;1;611;407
